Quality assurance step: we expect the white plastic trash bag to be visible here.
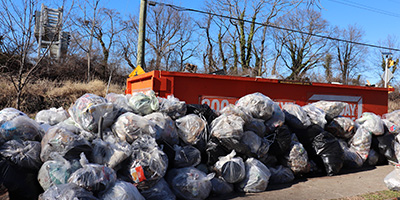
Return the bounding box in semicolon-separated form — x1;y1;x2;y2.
238;158;271;193
128;91;159;115
384;166;400;191
112;112;157;144
236;92;275;121
356;112;384;136
311;101;347;119
302;104;327;128
35;107;69;126
100;180;145;200
214;150;246;184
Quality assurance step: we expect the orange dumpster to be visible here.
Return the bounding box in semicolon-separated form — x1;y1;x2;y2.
126;70;393;120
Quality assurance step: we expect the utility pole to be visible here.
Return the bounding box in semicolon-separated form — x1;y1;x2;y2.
137;0;148;70
382;52;393;88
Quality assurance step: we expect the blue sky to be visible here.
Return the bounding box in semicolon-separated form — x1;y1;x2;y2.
99;0;400;84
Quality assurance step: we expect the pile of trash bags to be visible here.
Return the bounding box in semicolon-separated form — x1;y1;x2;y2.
1;91;400;199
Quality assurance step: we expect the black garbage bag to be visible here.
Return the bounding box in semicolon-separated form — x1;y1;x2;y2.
265;103;285;135
40;126;92;162
312;131;344;176
325;117;355;139
128;135;168;190
282;104;311;130
205;137;229;166
173;145;201;168
100;180;145;200
210;177;234;195
166;167;214;200
237;158;271;193
338;139;363;168
40;183;98;200
140;178;176;200
366;149;380;166
0;158;43;200
375;131;397;163
214;151;246;184
0;140;42;170
186;104;218;125
269;125;292;157
269;165;295;184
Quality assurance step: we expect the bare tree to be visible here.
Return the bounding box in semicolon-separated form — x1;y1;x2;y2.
332;24;367;85
274;8;329;80
119;15;138;70
0;0;67;109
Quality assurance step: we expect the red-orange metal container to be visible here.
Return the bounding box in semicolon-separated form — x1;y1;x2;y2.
126;70;393;120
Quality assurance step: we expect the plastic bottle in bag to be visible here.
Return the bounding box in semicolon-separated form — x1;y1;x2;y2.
214;150;246;184
68;93;117;132
129;135;168;190
68;153;117;194
100;180;145;200
383;119;400;135
39;183;98;200
236;92;275;121
0;140;42;170
238;158;271;193
128;91;159;115
175;114;207;145
173;145;201;168
158;95;186;120
144;112;179;145
140;178;176;200
35;107;69;126
166;167;214;200
111;112;157;144
383;110;400;127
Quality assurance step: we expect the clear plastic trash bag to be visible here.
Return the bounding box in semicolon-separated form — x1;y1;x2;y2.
356;112;384;136
68;93;117;132
236;92;275;121
383;110;400;127
158;95;186;120
40;126;92;162
166;167;214;200
92;138;131;169
0;115;44;144
237;158;271;193
311;101;347;119
175;114;207;145
0;107;27;126
144;112;179;145
68;153;117;194
38;153;81;191
302;104;327;128
384;166;400;191
128;91;159;116
111;112;157;144
350;126;372;162
211;114;245;140
100;180;145;200
35;107;69;126
219;104;252;123
285;140;310;174
39;183;98;200
129;135;168;190
105;93;133;114
214;150;246;184
0;140;42;170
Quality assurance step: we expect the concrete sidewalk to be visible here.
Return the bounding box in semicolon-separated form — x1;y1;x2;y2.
212;165;394;200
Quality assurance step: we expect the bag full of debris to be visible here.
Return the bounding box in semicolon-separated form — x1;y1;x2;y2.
237;158;271;193
105;93;133;115
356;112;384;136
92;138;132;169
111;112;157;144
100;180;145;200
325;116;355;139
236;92;275;121
0;115;44;144
282;104;311;130
311;101;347;119
159;95;187;120
219;104;252;123
350;126;372;162
214;150;246;184
175;114;207;145
210;176;234;195
35;107;69;126
144;112;179;145
0;108;27;126
269;165;295;184
173;145;201;168
166;167;214;200
302;104;327;128
312;131;344;176
128;91;159;116
383;110;400;127
140;178;176;200
0;140;42;170
265;103;285;134
384;166;400;191
39;183;98;200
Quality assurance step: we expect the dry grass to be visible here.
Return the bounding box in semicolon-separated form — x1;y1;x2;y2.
335;190;400;200
0;78;125;116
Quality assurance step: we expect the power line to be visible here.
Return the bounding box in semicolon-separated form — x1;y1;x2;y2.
327;0;400;18
148;1;400;52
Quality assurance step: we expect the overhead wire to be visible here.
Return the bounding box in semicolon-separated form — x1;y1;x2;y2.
327;0;400;18
148;1;400;52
